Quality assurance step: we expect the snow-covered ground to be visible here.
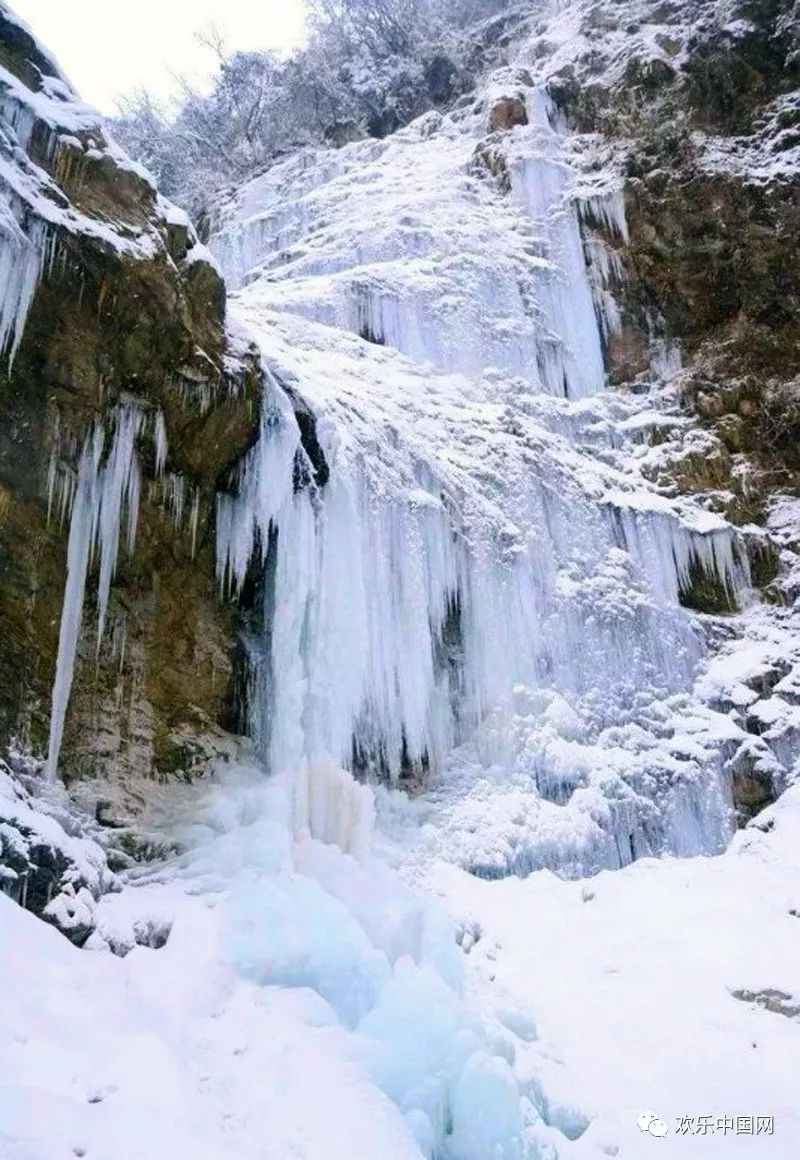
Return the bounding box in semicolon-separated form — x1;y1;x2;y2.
2;761;800;1159
423;784;800;1159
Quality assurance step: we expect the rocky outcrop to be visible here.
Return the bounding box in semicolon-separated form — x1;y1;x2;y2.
488;93;528;132
0;6;260;800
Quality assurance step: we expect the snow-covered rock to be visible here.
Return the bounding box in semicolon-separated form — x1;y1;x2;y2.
0;754;118;943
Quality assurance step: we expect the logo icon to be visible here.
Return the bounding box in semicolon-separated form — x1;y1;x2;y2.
637;1111;669;1138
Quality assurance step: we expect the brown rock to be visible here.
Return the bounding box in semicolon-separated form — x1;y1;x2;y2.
489;96;528;132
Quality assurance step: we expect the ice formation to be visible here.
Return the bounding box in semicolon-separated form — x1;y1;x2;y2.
153;410;168;476
46;407;142;780
0;51;59;362
217;355;749;788
212;79;751;831
293;758;375;860
0;206;45;363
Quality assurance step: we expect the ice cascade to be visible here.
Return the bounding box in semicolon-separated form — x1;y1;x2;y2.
211;75;754;792
212;92;618;401
216;371;749;783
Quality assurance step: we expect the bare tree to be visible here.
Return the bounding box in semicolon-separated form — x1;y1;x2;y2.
111;0;515;220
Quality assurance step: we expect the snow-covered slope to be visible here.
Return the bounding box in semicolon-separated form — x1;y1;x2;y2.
423;782;800;1159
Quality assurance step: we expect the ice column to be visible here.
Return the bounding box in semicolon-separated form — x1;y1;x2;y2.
45;431;103;781
293;760;375;860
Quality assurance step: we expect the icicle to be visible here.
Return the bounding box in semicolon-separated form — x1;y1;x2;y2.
126;457;141;553
215;373;299;595
508;90;610;399
0;208;45;367
650;338;682;382
115;615;127;674
606;498;750;607
584;235;624;340
189;488;200;558
46;454;57;522
95;406;142;650
58;468;75;528
46;460;78;529
154;410;168;476
578;192;630;243
161;473;185;530
46;407;143;779
0;91;38;153
45;430;102;781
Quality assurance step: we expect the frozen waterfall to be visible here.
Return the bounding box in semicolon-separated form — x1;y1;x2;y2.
213;83;750;800
216;361;748;788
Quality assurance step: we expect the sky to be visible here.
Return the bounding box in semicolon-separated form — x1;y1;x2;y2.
10;0;308;113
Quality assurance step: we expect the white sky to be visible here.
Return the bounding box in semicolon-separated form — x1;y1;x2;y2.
11;0;308;113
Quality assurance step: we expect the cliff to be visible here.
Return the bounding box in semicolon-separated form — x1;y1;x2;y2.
0;4;260;802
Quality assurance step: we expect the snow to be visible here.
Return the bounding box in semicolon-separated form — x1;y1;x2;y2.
0;885;422;1160
3;760;800;1159
0;760;541;1160
422;784;800;1158
371;680;750;881
0;755;117;934
694;92;800;185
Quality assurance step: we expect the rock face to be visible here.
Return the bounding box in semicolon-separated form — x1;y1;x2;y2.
0;6;260;800
541;0;800;522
